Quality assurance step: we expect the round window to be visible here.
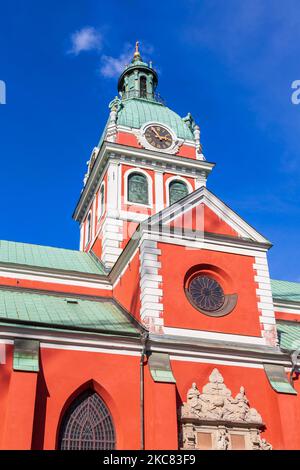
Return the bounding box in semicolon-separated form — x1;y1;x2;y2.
188;275;225;312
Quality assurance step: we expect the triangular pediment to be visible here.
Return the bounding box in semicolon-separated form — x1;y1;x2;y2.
142;187;271;245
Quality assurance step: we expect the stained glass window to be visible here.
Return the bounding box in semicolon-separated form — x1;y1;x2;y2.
188;276;225;312
59;391;115;450
128;172;149;205
169;180;188;205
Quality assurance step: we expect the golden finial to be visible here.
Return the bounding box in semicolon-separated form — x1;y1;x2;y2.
133;40;141;60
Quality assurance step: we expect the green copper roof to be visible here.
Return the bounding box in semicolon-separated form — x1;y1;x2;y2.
13;339;39;372
0;240;106;275
277;321;300;351
117;99;194;140
0;288;138;334
271;279;300;303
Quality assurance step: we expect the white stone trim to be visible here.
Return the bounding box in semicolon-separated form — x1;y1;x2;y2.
162;327;266;346
141;232;268;257
74;141;214;223
41;343;140;356
100;216;124;269
195;171;208;188
274;304;300;315
123;167;153;208
154;170;165;212
0;332;141;356
253;254;277;346
165;175;193;207
170;355;264;369
139;240;163;333
149;186;270;244
0;266;112;290
79;224;84;251
106;160;120;218
119;210;150;222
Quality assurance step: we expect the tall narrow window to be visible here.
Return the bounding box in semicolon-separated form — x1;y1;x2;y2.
97;184;105;219
169;180;189;205
59;391;115;450
86;213;91;245
128;172;149;205
140;76;147;98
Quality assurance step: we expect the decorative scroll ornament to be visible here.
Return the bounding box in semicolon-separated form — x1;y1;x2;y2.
180;369;272;450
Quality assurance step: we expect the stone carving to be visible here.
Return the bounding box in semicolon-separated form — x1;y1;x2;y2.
216;428;229;450
106;97;123;142
182;368;262;424
182;425;196;450
180;369;272;450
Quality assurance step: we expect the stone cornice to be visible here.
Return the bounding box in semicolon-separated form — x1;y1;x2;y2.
148;332;291;366
73;141;215;224
0;261;110;288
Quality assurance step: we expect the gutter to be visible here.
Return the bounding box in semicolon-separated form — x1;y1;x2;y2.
140;331;149;450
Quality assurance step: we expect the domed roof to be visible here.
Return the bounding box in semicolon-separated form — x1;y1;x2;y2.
117;99;194;141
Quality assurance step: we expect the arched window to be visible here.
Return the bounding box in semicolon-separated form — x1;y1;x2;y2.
169;180;189;205
128;172;149;205
59;391;115;450
140;76;147;98
97;184;105;219
86;213;91;245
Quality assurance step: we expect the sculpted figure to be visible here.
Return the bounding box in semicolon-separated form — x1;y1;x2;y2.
246;407;262;424
216;429;229;450
187;382;200;406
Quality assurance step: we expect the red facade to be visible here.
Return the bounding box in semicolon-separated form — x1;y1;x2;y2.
0;46;299;451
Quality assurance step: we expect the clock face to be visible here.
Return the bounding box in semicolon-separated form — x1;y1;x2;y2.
144;125;173;150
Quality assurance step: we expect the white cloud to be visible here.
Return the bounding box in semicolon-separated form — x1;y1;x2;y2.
99;41;155;78
68;27;103;55
99;46;133;78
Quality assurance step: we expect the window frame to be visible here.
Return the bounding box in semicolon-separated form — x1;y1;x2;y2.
165;176;193;207
124;168;153;208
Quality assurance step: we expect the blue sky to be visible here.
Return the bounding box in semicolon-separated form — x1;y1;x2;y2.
0;0;300;281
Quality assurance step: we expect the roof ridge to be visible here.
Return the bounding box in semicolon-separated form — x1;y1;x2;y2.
271;278;300;286
0;239;82;254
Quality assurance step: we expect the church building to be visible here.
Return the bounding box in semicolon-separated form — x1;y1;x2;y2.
0;44;300;450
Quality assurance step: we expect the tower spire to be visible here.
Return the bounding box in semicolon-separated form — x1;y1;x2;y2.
117;41;158;101
133;40;141;61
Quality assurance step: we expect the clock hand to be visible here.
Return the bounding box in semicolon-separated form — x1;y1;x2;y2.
151;127;161;139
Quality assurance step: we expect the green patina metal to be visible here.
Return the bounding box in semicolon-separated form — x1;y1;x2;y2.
113;44;195;141
271;279;300;303
148;352;176;384
117;99;194;140
169;180;189;205
263;363;296;395
277;321;300;351
13;339;39;372
128;173;149;205
0;289;138;334
0;240;106;275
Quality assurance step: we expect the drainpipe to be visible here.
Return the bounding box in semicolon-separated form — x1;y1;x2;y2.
290;349;300;385
140;331;149;450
